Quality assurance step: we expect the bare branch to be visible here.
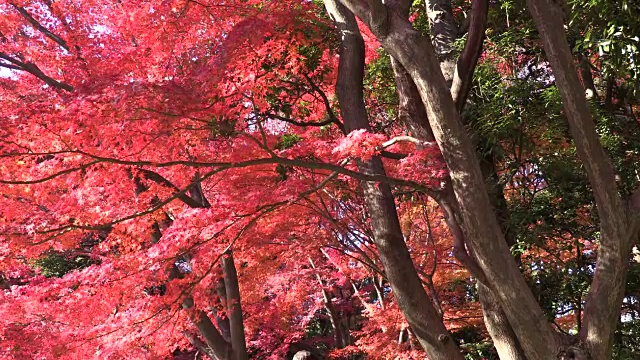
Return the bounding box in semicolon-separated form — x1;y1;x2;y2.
260;112;342;131
380;135;427;149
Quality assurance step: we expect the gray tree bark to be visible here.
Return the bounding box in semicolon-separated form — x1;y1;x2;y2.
527;1;640;358
389;1;527;359
336;1;559;358
322;1;466;358
425;0;457;83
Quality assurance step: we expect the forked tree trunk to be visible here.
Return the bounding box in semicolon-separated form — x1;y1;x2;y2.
336;1;560;358
323;1;465;358
390;1;527;359
526;1;640;358
183;251;249;360
135;172;244;360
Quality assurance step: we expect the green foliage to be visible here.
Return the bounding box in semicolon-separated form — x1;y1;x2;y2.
611;262;640;359
275;133;302;150
612;318;640;359
275;164;292;182
570;0;640;94
32;251;95;278
592;108;640;195
451;327;497;360
409;0;431;36
364;48;398;122
304;317;326;338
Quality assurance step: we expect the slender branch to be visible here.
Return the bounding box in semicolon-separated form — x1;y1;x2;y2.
0;160;100;185
0;62;22;71
138;169;210;208
5;149;439;196
380;135;426;149
302;73;346;134
260;112;342;131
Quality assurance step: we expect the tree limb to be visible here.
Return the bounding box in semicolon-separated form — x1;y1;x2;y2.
138;169;210;209
450;0;488;112
12;4;70;51
0;52;74;91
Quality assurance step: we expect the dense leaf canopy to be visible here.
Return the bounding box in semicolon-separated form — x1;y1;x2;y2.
1;0;639;359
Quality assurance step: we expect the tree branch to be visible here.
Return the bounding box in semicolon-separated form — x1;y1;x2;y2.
260;112;343;131
138;169;210;209
0;62;22;71
0;52;74;91
450;0;488;112
302;74;346;134
12;4;70;51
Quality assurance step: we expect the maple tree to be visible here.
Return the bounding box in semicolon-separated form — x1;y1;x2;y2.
1;0;640;359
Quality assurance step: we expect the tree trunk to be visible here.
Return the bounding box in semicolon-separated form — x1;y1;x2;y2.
526;1;639;358
183;297;233;360
390;2;527;358
222;252;248;360
477;284;527;360
323;1;465;359
336;2;559;358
